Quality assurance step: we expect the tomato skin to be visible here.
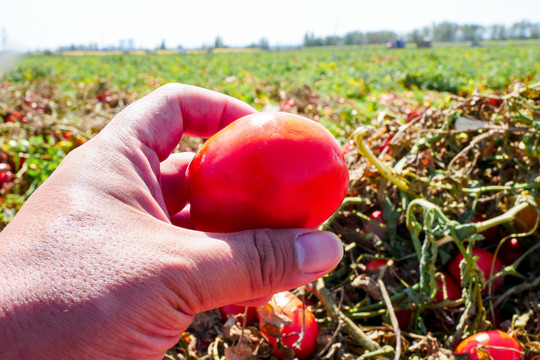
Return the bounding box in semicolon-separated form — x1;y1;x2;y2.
498;238;523;266
260;291;319;359
218;305;257;325
187;112;349;233
342;141;355;155
448;247;504;293
514;204;540;233
364;210;387;238
434;272;461;304
394;309;412;329
455;330;522;360
365;258;390;271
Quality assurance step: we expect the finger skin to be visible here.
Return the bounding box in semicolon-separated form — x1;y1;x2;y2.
160;152;195;216
170;206;194;229
106;83;257;162
0;84;343;359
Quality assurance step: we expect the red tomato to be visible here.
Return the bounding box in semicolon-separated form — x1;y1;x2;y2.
448;247;504;293
395;309;412;329
342;141;355;155
514;204;540;234
498;238;523;266
455;330;522;360
434;272;461;304
0;163;14;188
406;109;422;122
365;258;391;271
379;136;393;153
218;304;257;325
187;112;349;232
259;291;319;359
364;210;386;238
488;98;504;107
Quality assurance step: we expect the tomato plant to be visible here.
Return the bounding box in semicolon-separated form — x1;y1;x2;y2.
187;112;349;232
448;247;504;293
258;291;319;359
455;330;522;360
218;304;257;325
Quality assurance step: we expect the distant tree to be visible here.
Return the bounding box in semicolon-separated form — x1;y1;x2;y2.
324;35;340;46
407;29;423;44
433;22;458;42
530;23;540;38
303;32;324;47
488;24;508;40
258;37;269;50
214;36;225;49
158;39;166;50
510;21;529;39
365;31;397;44
460;24;484;42
343;31;364;45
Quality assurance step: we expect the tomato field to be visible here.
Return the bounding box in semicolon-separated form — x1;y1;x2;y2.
1;42;540;359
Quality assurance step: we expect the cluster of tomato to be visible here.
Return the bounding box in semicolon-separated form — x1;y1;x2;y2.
0;151;20;190
363;210;525;359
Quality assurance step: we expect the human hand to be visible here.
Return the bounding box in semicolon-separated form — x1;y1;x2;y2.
0;84;343;359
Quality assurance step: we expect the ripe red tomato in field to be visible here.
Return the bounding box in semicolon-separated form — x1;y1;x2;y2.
342;141;355;155
395;309;412;329
406;109;422;122
498;238;523;266
218;304;257;325
455;330;522;360
448;247;503;293
434;272;461;304
364;210;387;238
514;203;540;233
487;98;504;107
0;163;14;188
259;291;319;359
186;112;349;233
365;258;391;271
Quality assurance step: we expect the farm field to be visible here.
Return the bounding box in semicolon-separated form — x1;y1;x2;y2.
1;42;540;359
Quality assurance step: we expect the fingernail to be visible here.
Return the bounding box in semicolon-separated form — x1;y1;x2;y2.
296;232;343;274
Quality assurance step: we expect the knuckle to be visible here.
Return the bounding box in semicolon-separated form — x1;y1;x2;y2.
244;229;294;293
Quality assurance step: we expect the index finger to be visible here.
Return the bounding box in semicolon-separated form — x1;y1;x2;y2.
106;83;256;161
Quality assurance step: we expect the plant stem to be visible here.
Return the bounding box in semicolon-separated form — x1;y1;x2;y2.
353;127;418;198
314;278;380;352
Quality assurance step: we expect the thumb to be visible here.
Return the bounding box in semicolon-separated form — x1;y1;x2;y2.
159;226;343;314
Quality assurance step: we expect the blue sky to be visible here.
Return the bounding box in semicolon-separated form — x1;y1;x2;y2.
1;0;539;51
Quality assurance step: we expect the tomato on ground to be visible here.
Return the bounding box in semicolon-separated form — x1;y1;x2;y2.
218;305;257;325
434;272;461;304
187;112;349;233
365;258;391;271
498;238;524;266
364;210;386;238
455;330;522;360
448;247;504;293
259;291;319;359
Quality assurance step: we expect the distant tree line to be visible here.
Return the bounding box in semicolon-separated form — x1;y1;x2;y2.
303;20;540;46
